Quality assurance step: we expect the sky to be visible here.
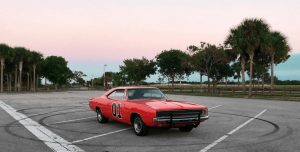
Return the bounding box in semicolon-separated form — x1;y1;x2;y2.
1;0;299;81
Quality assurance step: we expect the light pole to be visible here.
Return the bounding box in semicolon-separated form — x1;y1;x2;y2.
103;64;107;89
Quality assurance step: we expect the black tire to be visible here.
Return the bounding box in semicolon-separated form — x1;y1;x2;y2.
96;108;108;123
179;126;193;132
133;115;148;136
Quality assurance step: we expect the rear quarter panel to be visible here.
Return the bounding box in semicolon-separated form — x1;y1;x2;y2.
89;96;111;118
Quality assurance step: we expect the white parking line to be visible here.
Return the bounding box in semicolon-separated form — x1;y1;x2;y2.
208;105;222;110
199;109;267;152
0;100;85;152
71;128;131;144
48;116;95;125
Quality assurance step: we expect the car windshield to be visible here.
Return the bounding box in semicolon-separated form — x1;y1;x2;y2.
127;88;166;100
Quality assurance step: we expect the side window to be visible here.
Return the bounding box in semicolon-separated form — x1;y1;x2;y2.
107;89;126;100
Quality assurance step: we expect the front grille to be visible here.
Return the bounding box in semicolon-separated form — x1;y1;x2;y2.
156;110;203;122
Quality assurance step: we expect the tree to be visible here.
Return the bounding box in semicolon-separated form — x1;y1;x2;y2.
120;57;156;85
112;72;127;86
189;43;231;93
245;52;270;93
156;49;192;91
14;47;31;91
29;51;43;91
41;56;73;88
72;71;86;86
0;44;11;92
225;27;248;93
263;31;290;92
226;18;270;97
4;49;15;92
188;44;205;85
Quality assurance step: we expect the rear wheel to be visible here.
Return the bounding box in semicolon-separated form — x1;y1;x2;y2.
96;108;108;123
179;126;193;132
133;116;148;136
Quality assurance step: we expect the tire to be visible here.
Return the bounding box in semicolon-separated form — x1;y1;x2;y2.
179;126;193;132
133;115;148;136
96;108;108;123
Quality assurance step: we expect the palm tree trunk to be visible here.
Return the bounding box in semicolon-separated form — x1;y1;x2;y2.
249;54;254;97
18;61;23;91
27;72;30;91
9;73;12;92
33;64;36;92
271;53;275;94
36;74;39;90
0;58;4;93
207;76;211;93
199;72;202;84
14;65;18;92
6;74;9;92
262;74;265;95
171;76;175;92
212;80;216;95
241;57;246;93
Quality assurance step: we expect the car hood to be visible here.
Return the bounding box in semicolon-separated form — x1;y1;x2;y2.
136;99;206;111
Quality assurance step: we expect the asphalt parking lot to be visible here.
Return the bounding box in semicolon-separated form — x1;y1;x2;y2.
0;91;300;152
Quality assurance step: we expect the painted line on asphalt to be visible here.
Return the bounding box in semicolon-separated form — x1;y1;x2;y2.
71;128;131;144
208;105;222;110
47;116;95;125
199;109;267;152
0;100;85;152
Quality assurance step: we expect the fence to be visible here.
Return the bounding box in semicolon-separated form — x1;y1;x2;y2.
153;84;300;100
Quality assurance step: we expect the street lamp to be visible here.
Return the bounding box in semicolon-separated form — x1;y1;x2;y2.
103;64;107;89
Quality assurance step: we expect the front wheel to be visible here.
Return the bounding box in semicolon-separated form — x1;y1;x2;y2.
96;108;108;123
133;116;148;136
179;126;193;132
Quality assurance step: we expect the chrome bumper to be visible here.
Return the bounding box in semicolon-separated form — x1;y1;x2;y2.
153;115;209;122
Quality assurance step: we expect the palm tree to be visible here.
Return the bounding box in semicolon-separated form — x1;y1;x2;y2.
227;18;270;97
263;31;290;92
0;44;11;92
14;47;30;91
30;51;43;91
4;48;15;92
225;27;248;93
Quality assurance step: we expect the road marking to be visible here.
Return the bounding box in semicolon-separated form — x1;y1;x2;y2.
0;100;85;152
199;109;267;152
208;105;222;110
48;116;95;125
72;128;131;144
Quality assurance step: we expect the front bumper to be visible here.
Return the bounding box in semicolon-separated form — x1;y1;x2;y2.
152;114;209;128
153;115;209;122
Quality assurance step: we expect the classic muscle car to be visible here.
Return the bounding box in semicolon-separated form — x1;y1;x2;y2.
89;86;209;136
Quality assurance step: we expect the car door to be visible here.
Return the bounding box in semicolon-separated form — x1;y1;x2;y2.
107;89;126;122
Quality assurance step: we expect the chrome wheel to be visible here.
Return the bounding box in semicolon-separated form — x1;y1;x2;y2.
132;116;148;136
96;108;108;123
97;112;102;122
134;119;142;133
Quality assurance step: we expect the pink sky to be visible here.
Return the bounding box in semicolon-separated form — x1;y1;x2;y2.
1;0;299;64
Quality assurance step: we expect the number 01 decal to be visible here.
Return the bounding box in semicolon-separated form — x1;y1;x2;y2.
112;103;122;119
